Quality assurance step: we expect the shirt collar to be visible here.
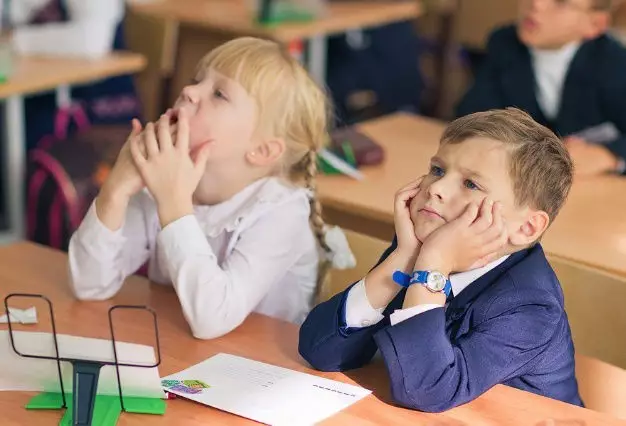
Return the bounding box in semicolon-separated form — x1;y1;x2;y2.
192;177;308;237
449;255;511;298
530;40;581;65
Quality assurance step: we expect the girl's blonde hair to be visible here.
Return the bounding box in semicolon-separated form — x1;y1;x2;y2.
200;37;331;283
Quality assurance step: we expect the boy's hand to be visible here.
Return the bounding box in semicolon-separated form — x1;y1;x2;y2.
564;137;618;175
415;198;508;276
360;177;424;310
394;177;424;257
129;110;211;228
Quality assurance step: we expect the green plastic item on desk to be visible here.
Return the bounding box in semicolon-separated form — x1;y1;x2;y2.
341;141;357;167
318;141;358;175
256;2;316;25
0;40;13;83
26;392;166;426
319;156;340;175
26;392;66;410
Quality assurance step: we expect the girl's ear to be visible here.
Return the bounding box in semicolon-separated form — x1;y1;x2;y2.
246;138;285;166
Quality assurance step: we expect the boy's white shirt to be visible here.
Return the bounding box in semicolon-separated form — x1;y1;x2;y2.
68;177;320;339
530;41;581;121
10;0;125;58
344;255;510;328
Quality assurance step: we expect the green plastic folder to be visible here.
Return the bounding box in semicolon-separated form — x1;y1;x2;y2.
319;140;359;175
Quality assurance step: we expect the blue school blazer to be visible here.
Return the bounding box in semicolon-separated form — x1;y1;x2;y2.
299;240;583;412
456;25;626;168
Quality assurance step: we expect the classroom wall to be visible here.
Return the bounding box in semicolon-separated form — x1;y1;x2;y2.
453;0;518;49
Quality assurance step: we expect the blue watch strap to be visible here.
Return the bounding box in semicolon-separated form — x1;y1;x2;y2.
392;270;429;288
393;270;452;296
409;271;429;284
392;271;411;287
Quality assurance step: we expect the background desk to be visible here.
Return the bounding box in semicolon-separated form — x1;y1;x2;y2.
318;113;626;278
0;52;146;244
0;242;623;425
127;0;421;121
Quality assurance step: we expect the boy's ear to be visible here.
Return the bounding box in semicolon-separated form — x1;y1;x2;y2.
509;210;550;247
246;137;286;166
584;11;610;39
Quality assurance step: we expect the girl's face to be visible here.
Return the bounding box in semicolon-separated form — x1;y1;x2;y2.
171;67;258;167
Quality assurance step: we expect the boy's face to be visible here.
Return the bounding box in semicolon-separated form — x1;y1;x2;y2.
410;138;531;244
517;0;608;49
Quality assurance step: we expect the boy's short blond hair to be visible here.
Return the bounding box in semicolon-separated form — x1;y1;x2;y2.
440;108;573;224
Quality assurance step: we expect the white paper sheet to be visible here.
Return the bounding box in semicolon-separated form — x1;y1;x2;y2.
0;331;165;399
0;307;38;324
161;353;371;426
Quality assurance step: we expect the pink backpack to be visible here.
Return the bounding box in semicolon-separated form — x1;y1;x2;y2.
27;105;129;250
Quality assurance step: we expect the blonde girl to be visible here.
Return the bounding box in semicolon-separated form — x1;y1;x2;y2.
69;37;343;339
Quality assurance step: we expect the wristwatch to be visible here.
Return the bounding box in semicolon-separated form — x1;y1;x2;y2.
392;270;452;297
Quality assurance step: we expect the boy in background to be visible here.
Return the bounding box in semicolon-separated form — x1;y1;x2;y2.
457;0;626;176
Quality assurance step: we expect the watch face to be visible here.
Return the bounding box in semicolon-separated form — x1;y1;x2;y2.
427;272;447;292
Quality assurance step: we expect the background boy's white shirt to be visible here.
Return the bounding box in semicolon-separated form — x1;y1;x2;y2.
530;41;581;121
344;255;510;328
10;0;125;58
68;177;319;339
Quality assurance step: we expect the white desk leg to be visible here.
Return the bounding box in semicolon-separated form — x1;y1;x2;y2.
3;95;26;241
308;35;328;85
56;84;72;108
0;85;71;244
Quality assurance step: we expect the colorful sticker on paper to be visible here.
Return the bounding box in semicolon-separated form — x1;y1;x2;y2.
161;379;181;388
170;384;202;394
182;380;210;389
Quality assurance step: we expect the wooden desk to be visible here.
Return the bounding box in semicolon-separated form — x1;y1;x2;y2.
0;242;623;425
318;113;626;278
127;0;421;120
0;53;146;99
0;52;146;244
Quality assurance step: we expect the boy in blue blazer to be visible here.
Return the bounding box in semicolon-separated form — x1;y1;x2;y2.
299;108;582;412
456;0;626;175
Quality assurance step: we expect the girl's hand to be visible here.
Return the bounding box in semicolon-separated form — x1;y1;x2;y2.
130;110;211;227
101;119;144;201
96;119;145;231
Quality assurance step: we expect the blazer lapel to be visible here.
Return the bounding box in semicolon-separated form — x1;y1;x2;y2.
500;43;548;126
554;39;598;134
